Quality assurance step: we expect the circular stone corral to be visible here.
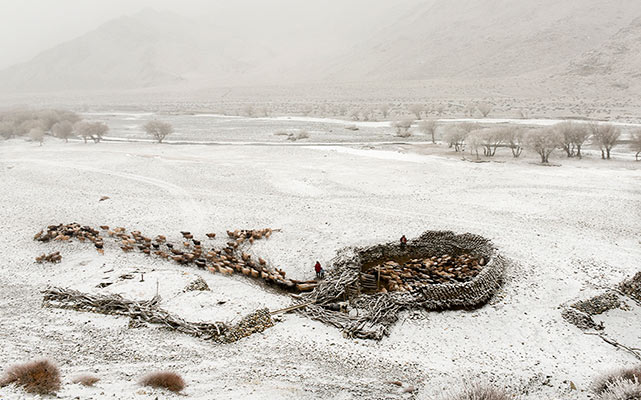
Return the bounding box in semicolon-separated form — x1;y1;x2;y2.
297;230;507;339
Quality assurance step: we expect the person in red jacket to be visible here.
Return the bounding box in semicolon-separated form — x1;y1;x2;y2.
400;235;408;249
314;261;324;279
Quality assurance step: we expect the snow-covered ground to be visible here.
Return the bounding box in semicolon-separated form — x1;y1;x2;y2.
0;139;640;399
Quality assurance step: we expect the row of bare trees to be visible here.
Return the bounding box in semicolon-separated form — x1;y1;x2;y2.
0;109;110;145
442;122;638;163
0;108;179;145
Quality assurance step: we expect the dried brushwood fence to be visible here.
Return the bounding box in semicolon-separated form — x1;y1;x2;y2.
42;287;273;343
296;231;507;340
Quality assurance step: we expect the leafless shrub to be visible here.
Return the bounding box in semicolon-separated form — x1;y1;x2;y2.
301;105;313;116
74;121;108;143
408;104;425;120
446;383;513;400
242;104;255;117
443;125;469;152
593;366;641;395
466;130;484;159
71;374;100;386
0;109;80;139
391;117;414;137
464;103;476;117
361;107;374;121
554;121;591;158
477;102;493;118
379;104;390;119
18;119;45;135
143;120;174;143
418;119;437;143
479;127;505;157
503;127;525;158
139;371;186;393
0;121;14;139
590;123;621;159
526;128;561;164
349;108;361;121
596;378;641;400
52;120;74;142
0;359;61;395
28;127;45;146
631;129;641;161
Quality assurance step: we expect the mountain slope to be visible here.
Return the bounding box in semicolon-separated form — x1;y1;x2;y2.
0;9;276;92
322;0;641;82
565;16;641;89
2;2;641;94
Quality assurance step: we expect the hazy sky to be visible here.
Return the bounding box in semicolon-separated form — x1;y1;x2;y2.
0;0;412;70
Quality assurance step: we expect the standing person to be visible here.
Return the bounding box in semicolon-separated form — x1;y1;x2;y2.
400;235;408;249
314;261;324;279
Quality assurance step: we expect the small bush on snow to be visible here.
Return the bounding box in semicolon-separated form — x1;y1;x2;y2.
596;378;641;400
593;366;641;395
0;359;61;394
139;371;186;392
447;383;514;400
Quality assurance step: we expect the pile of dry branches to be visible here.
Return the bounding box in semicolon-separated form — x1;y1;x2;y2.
42;287;273;343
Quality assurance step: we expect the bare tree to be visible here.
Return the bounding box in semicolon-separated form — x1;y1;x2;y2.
0;121;14;139
301;105;313;116
480;128;504;156
52;121;74;143
408;104;425;120
391;117;415;137
418;119;438;144
29;127;45;146
349;108;361;121
526;128;561;164
502;127;525;158
143;121;174;144
443;125;468;152
632;129;641;161
554;122;591;158
18;119;45;136
477;102;493;118
571;124;591;159
466;130;484;159
590;123;621;159
74;121;108;144
464;103;476;117
243;105;255;118
378;104;390;119
361;107;374;121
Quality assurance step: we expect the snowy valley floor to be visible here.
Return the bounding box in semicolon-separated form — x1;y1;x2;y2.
0;141;640;399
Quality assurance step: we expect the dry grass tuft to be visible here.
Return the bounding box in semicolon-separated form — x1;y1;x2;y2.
0;359;61;394
596;378;641;400
593;366;641;395
139;371;186;392
71;374;100;386
448;383;513;400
